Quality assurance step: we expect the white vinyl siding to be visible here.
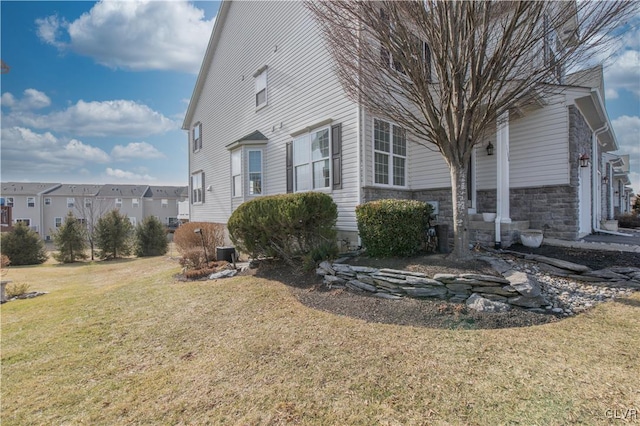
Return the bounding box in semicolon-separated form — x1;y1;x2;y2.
187;1;359;232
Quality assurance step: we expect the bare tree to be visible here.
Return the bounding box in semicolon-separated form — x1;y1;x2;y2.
75;196;113;260
307;0;637;259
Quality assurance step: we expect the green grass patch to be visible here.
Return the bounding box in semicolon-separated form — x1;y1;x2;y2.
2;257;639;424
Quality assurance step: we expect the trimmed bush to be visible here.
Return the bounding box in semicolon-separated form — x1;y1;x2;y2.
135;216;168;257
356;199;433;257
173;222;225;261
228;192;338;264
0;223;48;265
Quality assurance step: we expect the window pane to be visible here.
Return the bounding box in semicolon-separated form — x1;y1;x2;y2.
374;119;390;152
248;151;261;173
313;159;330;189
374;152;389;184
393;125;406;156
311;129;329;161
295;164;310;191
231;150;241;175
256;89;266;107
393;156;405;186
293;135;309;166
233;175;242;197
249;173;262;194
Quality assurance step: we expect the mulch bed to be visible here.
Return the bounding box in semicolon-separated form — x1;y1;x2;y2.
253;245;639;330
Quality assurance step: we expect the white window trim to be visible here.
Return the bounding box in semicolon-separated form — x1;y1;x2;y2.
292;125;332;193
6;197;14;207
15;218;31;226
161;199;168;207
372;117;408;188
132;198;139;208
55;217;63;228
254;66;268;110
231;149;242;198
191;172;203;204
67;197;75;208
44;198;52;205
27;197;36;208
247;149;264;196
115;198;123;207
84;199;92;208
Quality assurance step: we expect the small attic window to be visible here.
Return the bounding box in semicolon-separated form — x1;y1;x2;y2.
254;66;268;109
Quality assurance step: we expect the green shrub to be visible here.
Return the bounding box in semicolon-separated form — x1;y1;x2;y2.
52;212;88;263
94;210;134;260
228;192;338;265
356;199;433;257
135;216;168;257
173;222;225;261
0;223;48;265
617;213;640;229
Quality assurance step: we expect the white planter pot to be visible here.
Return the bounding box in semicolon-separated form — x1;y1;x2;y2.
521;230;543;248
482;213;496;222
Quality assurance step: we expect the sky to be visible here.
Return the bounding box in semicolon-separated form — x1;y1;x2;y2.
0;1;639;193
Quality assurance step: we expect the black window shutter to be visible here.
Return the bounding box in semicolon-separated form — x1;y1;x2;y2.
331;123;342;190
286;142;293;193
189;175;193;204
191;128;196;153
424;42;432;82
201;172;205;203
198;123;203;150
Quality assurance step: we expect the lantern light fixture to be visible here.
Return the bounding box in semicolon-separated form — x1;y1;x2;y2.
486;141;494;156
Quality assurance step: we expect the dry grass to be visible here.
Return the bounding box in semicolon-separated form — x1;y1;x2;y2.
2;256;639;425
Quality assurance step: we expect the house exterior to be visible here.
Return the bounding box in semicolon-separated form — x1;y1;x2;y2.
183;1;634;248
0;182;188;240
0;182;61;235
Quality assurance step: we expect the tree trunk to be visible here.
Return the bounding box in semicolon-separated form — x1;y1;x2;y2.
450;164;472;260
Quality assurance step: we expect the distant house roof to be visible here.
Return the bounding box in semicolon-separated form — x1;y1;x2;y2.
44;184;102;197
96;184;150;198
144;186;189;198
1;182;60;195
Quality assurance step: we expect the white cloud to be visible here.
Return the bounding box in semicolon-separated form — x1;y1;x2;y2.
1;89;51;111
105;167;156;181
1;127;110;175
4;98;176;137
604;50;640;99
36;0;215;73
612;115;640;156
111;141;165;160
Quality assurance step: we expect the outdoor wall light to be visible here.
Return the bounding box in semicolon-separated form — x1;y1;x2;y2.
603;176;609;184
579;153;590;168
486;141;494;156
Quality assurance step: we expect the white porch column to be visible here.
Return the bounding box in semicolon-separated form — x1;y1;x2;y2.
496;111;511;224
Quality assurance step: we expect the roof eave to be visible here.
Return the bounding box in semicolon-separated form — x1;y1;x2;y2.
182;0;232;131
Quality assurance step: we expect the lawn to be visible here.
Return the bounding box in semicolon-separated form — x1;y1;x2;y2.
2;256;639;425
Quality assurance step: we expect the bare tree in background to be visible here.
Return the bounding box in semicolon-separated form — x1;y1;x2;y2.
75;197;113;260
307;0;637;259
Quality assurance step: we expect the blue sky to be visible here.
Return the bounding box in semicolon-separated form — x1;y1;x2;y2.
1;1;639;193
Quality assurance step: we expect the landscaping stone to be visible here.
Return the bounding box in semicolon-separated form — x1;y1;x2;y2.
503;270;542;297
347;279;377;292
403;286;448;298
209;269;237;279
466;293;511;313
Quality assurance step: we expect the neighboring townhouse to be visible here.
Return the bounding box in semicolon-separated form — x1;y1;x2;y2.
41;184;103;241
0;182;61;234
142;186;189;227
0;182;187;239
183;1;633;248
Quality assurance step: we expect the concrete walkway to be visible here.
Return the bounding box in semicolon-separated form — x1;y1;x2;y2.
545;229;640;253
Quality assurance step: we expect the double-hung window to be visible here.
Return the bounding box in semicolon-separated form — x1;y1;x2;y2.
254;66;267;109
191;171;204;204
6;197;14;207
192;123;202;152
44;198;51;206
115;198;123;208
161;199;168;208
293;127;331;191
84;198;92;208
67;198;75;208
374;119;406;186
55;217;62;228
27;197;35;208
231;150;242;197
132;198;139;208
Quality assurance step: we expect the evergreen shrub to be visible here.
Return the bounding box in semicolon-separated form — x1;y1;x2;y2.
356;199;433;257
0;223;48;265
94;210;134;260
227;192;338;263
135;216;168;257
52;212;88;263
